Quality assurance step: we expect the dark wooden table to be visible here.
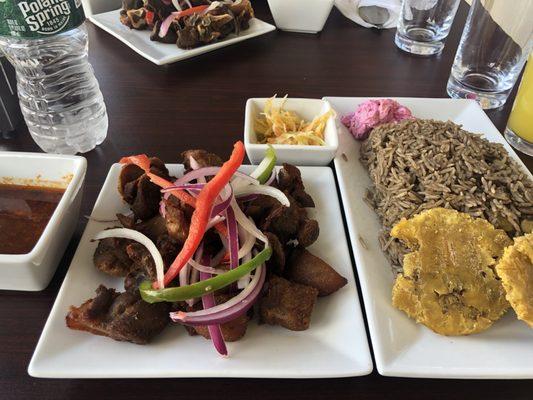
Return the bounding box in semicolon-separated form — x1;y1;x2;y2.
1;1;531;399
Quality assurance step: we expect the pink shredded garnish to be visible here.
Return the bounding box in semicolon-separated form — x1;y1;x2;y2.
341;99;414;140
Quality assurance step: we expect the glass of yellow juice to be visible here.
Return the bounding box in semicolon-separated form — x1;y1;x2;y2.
505;55;533;156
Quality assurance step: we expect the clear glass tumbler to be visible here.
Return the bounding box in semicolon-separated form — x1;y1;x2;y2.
394;0;461;55
447;0;533;109
505;55;533;156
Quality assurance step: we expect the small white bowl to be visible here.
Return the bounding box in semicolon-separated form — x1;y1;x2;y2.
267;0;334;33
0;152;86;291
244;97;338;166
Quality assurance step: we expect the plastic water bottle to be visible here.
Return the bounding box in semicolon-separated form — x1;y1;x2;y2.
0;0;108;154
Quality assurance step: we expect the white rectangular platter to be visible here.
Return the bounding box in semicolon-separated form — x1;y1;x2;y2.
325;97;533;379
29;164;372;378
88;8;275;65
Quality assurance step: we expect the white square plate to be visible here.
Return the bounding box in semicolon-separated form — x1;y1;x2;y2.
28;164;372;378
88;8;275;65
325;97;533;379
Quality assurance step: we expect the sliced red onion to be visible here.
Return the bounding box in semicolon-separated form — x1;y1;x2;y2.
236;194;257;203
161;183;205;193
94;228;165;289
210;248;227;268
225;207;239;270
171;0;182;10
159;12;179;38
179;262;190;292
161;183;231;218
234;185;290;207
189;257;226;275
200;254;227;356
174;167;257;186
171;264;266;326
265;170;276;186
237;252;252;289
186;245;203;307
211;184;232;217
159;199;167;218
237;226;255;259
231;199;269;244
189;156;201;171
206;215;225;231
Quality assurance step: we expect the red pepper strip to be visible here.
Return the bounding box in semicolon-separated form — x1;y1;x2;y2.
157;141;245;288
175;5;209;20
145;10;155;26
119;154;228;238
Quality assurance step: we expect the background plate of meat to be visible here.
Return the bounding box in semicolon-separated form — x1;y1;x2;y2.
83;0;275;65
28;164;372;378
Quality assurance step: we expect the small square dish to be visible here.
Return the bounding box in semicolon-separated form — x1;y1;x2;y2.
244;98;338;166
0;152;86;291
28;164;372;378
326;97;533;379
267;0;334;34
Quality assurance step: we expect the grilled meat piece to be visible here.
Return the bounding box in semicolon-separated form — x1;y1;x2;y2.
66;286;170;344
259;275;318;331
124;270;148;292
132;175;163;221
151;19;178;43
126;243;158;282
94;237;135;277
265;232;286;274
245;165;319;248
122;0;144;10
261;196;319;248
164;196;193;244
277;163;315;208
297;218;319;248
182;149;223;171
118;157;169;221
286;248;347;296
144;0;174;20
125;234;179;282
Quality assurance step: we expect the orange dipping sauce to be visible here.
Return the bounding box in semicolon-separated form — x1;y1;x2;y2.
0;184;65;254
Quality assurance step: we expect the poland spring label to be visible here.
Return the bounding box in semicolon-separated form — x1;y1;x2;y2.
0;0;85;38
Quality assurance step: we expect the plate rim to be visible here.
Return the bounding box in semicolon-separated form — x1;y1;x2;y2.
28;163;373;379
325;96;533;379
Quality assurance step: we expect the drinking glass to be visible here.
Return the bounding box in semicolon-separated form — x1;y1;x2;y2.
394;0;461;55
447;0;533;109
504;55;533;156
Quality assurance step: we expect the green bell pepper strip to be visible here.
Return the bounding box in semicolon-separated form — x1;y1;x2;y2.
250;145;276;184
140;247;272;303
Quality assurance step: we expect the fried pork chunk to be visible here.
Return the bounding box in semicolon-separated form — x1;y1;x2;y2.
496;233;533;328
118;157;170;221
94;237;134;277
182;149;223;171
286;248;347;296
66;286;170;344
260;275;318;331
391;208;512;336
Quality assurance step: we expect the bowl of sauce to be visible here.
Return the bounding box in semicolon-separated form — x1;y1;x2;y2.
0;152;87;291
0;184;65;254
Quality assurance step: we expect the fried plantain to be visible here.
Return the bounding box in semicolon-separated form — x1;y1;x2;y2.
391;208;512;335
495;233;533;329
